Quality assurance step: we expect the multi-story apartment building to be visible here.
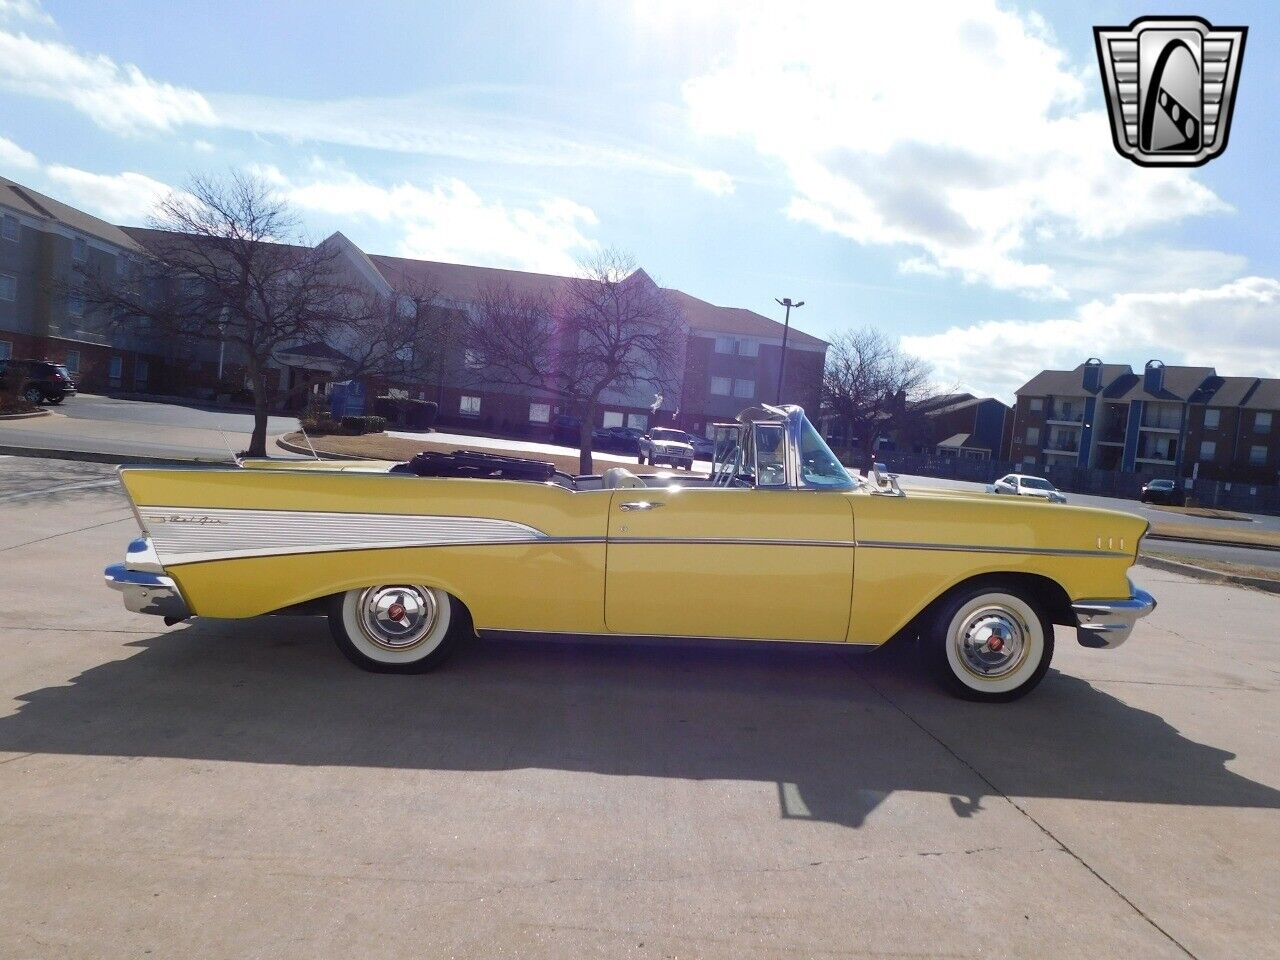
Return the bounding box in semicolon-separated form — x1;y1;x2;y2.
0;176;827;431
1012;359;1280;482
0;175;165;392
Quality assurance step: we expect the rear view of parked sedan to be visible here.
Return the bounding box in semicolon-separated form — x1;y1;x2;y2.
989;473;1067;504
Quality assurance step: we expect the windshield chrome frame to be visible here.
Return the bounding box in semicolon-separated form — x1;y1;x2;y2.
710;404;857;492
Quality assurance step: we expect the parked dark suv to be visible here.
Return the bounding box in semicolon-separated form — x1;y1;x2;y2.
0;359;78;404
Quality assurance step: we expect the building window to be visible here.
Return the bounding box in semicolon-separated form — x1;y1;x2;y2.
733;378;755;399
1199;440;1216;460
713;336;759;357
528;402;550;423
1256;412;1273;433
0;274;15;302
73;237;88;262
459;395;481;416
1022;455;1036;467
68;294;85;317
738;339;759;357
627;413;648;430
1203;408;1220;429
134;359;149;389
1028;398;1042;413
463;349;484;370
65;349;80;375
109;355;123;385
714;336;735;354
602;411;624;428
710;376;731;396
1025;427;1039;445
0;340;11;360
1;215;17;242
1250;445;1268;466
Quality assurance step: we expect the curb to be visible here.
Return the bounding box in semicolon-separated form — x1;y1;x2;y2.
0;444;228;467
1137;553;1280;595
0;409;51;421
1145;532;1280;553
274;435;368;460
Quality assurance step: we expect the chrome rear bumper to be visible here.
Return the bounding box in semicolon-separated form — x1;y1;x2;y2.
1073;582;1156;649
104;537;190;622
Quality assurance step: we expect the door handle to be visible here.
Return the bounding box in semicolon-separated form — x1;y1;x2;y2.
619;500;663;511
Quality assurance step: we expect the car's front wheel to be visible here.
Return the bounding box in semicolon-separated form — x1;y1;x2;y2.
329;584;471;673
926;583;1054;702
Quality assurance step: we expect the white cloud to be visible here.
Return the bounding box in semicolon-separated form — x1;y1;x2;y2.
191;139;215;153
0;0;53;27
0;133;38;169
902;277;1280;401
43;165;176;222
256;164;600;275
683;1;1228;296
0;17;732;193
0;30;215;134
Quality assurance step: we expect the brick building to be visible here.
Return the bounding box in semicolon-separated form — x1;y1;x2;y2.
1;175;828;435
1012;358;1280;483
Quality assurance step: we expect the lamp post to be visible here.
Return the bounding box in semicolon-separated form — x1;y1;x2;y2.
774;297;804;404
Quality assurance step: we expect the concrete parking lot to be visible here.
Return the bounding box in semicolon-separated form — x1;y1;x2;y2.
1;456;1277;958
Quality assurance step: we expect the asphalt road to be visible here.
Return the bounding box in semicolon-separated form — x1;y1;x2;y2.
0;393;300;461
0;457;1276;958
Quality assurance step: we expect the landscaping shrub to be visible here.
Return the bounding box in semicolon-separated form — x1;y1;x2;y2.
407;399;437;430
340;415;387;435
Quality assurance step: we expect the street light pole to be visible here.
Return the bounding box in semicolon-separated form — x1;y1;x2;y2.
773;297;804;404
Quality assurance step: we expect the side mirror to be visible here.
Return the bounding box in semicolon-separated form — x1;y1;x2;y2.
870;462;904;497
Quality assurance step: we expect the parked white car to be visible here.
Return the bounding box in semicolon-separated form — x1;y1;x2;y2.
988;473;1067;504
638;427;695;470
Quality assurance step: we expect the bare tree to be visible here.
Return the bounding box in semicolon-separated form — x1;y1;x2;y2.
822;327;937;465
466;249;683;473
81;173;437;456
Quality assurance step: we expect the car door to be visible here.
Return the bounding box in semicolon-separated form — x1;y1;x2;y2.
604;487;854;641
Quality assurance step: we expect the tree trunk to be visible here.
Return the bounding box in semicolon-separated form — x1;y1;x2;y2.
578;403;597;475
245;359;270;458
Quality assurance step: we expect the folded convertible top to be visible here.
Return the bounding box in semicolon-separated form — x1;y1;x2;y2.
390;449;558;482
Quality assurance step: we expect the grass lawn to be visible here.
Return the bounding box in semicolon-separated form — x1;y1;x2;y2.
1146;520;1280;549
1147;504;1253;521
1144;550;1280;583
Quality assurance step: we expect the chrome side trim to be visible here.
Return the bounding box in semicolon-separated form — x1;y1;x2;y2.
104;563;190;620
856;540;1122;559
609;536;855;548
1073;582;1157;649
141;506;557;566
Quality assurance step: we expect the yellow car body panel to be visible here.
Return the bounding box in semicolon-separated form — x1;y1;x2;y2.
117;464;1147;647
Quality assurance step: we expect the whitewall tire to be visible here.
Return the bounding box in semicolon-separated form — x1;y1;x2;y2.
928;585;1053;701
329;585;469;673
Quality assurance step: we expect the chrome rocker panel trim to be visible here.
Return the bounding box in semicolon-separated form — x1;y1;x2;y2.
1072;582;1156;649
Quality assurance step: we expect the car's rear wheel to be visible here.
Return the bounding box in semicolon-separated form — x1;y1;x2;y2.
926;583;1054;702
22;386;44;404
329;584;471;673
47;394;64;405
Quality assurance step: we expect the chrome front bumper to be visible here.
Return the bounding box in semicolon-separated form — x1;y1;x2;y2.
1072;581;1156;649
104;537;190;622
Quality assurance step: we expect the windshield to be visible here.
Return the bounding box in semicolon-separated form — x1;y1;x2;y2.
1020;477;1054;491
1149;480;1174;489
797;416;855;490
651;429;687;442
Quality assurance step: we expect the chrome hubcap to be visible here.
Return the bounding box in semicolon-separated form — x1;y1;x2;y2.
956;605;1029;679
357;585;437;651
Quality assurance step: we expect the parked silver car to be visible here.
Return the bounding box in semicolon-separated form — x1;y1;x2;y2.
988;473;1067;503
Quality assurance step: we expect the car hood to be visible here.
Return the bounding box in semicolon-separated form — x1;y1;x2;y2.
652;441;693;451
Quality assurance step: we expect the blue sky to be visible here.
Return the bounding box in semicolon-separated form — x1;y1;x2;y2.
1;0;1276;399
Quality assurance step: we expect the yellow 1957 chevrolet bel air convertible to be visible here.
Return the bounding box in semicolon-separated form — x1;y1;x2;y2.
105;405;1154;702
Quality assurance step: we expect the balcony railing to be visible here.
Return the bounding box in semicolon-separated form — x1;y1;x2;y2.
1046;410;1084;424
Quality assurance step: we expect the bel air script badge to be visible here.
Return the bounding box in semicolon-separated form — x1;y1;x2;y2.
1094;16;1247;167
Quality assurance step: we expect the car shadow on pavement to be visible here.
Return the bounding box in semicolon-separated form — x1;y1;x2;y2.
2;618;1277;830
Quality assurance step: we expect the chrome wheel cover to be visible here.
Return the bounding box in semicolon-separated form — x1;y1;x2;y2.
356;585;438;651
954;605;1030;680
